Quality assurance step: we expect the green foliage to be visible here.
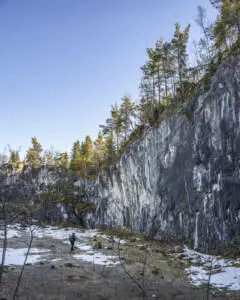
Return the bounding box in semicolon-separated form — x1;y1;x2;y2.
81;136;93;161
54;180;95;226
200;54;222;89
171;23;191;97
99;227;134;239
93;132;106;170
120;95;136;143
213;0;240;51
8;150;21;171
100;104;122;151
25;137;43;168
71;140;81;160
55;152;69;168
104;131;116;166
74;202;95;213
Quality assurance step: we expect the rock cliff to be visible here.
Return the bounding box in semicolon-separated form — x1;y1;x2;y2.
1;57;240;251
88;56;240;251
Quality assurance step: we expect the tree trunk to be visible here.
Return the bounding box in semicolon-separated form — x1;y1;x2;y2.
0;218;7;284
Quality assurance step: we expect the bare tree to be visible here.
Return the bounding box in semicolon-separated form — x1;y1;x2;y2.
195;6;213;63
117;239;146;299
116;217;161;299
206;255;214;300
13;226;35;300
0;195;8;284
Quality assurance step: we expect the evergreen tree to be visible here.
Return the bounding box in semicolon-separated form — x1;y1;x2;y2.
43;147;55;166
140;47;160;103
54;152;69;168
100;104;122;151
120;96;136;143
8;150;20;170
105;131;116;165
155;40;175;98
71;140;81;160
171;23;190;97
79;136;95;178
137;97;150;126
213;0;240;52
70;140;81;171
93;132;106;169
26;137;43;168
81;136;93;162
60;152;69;168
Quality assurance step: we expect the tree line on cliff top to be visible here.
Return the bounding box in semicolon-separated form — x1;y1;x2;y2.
1;0;239;177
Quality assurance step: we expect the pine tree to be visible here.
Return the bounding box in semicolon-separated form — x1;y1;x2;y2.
8;150;20;170
93;132;106;169
155;40;175;98
70;140;81;171
60;152;69;168
171;23;191;98
100;104;122;151
213;0;240;52
140;47;160;103
43;147;55;166
71;140;81;160
120;96;136;143
105;131;116;165
26;137;43;168
80;136;95;177
54;152;69;168
81;136;93;162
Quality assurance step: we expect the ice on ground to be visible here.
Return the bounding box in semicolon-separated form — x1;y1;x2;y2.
183;246;230;267
0;225;127;245
0;229;20;239
187;265;240;291
112;237;127;244
177;246;240;291
51;258;62;262
73;252;119;266
31;226;100;242
77;243;92;251
210;267;240;290
0;248;50;266
0;224;23;239
0;225;126;268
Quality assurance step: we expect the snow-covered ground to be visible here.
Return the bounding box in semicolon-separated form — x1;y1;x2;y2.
0;248;50;265
1;225;239;290
0;225;124;267
175;246;240;291
0;224;21;239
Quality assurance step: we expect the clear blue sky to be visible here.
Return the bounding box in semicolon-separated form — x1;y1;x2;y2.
0;0;217;157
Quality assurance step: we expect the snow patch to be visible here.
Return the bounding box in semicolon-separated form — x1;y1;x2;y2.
0;248;50;266
177;246;240;291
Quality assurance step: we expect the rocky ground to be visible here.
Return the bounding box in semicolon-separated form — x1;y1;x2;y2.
0;225;240;300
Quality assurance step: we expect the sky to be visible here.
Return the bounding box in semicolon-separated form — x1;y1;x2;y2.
0;0;217;158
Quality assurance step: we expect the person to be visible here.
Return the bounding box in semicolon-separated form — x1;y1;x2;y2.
69;232;76;251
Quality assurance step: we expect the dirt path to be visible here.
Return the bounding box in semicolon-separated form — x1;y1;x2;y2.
1;227;239;300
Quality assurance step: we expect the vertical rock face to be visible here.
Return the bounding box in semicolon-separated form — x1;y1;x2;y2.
1;57;239;251
90;57;240;250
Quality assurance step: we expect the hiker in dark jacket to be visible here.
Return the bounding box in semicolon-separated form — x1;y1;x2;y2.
69;232;76;251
